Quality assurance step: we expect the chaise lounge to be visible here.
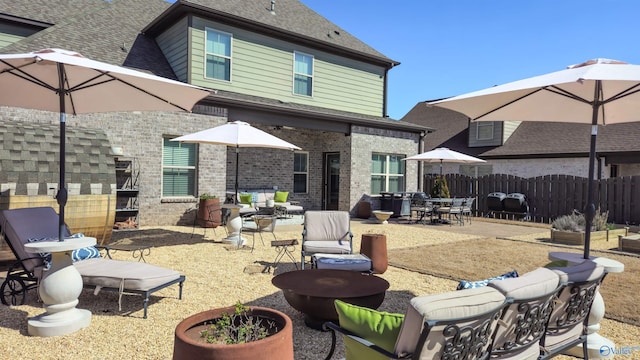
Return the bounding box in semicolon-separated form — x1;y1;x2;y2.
0;207;185;319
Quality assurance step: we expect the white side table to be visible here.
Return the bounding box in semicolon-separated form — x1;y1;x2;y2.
221;204;247;247
548;251;624;359
24;237;96;337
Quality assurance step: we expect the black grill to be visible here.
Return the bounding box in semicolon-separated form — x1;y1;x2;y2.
487;192;506;212
504;193;528;213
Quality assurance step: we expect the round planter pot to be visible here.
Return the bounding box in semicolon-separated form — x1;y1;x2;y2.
173;306;294;360
197;198;221;228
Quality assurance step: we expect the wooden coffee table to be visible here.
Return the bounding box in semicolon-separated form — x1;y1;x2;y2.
271;269;389;330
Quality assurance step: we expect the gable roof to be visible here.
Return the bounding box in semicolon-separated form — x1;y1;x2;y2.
402;101;640;159
144;0;399;68
0;0;423;133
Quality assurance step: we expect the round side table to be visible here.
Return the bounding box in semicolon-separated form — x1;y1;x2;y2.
24;237;96;337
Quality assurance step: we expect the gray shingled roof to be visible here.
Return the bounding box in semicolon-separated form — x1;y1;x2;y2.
0;119;115;195
402;101;640;158
0;0;177;79
147;0;398;66
0;0;105;26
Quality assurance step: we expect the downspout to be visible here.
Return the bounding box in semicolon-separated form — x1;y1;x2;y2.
383;66;389;117
418;131;425;191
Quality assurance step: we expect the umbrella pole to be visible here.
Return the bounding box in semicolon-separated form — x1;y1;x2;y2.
234;147;239;205
583;81;603;259
56;64;68;242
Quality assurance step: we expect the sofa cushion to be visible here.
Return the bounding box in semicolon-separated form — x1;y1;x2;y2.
457;270;519;290
274;190;288;203
488;267;559;299
394;287;506;356
551;259;604;283
488;267;560;360
334;299;404;360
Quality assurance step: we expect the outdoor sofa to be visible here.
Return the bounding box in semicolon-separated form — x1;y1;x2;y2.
226;188;304;217
0;207;185;319
323;260;606;359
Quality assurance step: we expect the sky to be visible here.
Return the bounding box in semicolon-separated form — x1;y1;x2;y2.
300;0;640;119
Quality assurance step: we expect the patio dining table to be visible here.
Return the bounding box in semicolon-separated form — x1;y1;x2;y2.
425;198;454;224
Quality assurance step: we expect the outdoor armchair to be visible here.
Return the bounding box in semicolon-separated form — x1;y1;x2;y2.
300;211;352;269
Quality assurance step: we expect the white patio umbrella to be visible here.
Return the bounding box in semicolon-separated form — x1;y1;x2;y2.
0;48;210;241
404;147;486;196
429;58;640;258
170;120;301;203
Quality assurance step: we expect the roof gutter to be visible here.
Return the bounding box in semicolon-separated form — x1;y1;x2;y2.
201;94;431;134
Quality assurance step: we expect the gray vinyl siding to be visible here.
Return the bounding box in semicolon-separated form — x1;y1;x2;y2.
0;22;40;49
502;121;522;142
189;16;385;117
155;17;190;83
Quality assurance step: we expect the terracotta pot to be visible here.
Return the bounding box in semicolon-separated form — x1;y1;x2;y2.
173;306;293;360
197;198;221;228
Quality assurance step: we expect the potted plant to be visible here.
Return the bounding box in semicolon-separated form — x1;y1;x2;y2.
197;193;221;228
173;301;294;360
550;209;628;244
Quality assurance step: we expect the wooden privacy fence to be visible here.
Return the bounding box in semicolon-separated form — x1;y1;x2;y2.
423;173;640;225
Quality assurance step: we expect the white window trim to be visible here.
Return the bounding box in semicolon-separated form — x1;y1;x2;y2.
292;51;314;97
476;122;494;141
161;137;198;199
294;151;309;194
204;27;233;82
371;153;405;193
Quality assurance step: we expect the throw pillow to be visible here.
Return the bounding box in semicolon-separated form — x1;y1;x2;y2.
239;193;253;205
69;233;102;262
334;299;404;360
26;237;56;269
456;270;519;290
274;191;288;203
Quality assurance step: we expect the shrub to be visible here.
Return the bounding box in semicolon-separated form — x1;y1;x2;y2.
552;208;610;232
430;176;450;198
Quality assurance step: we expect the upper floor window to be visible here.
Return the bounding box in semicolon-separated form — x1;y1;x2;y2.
293;52;313;96
205;28;232;81
162;138;197;197
293;152;308;193
371;153;405;194
476;122;494;140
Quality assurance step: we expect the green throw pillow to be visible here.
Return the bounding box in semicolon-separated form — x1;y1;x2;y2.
274;191;288;203
334;300;404;360
239;193;253;205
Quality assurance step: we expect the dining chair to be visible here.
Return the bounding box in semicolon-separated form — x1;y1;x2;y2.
241;214;277;252
437;197;465;225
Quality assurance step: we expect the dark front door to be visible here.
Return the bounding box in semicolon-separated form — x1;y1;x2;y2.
323;152;340;210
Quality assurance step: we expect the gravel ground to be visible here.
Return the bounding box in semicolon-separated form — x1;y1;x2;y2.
1;218;638;360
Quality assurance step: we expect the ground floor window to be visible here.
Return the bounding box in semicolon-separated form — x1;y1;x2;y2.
162;137;197;197
294;151;308;193
371;153;405;193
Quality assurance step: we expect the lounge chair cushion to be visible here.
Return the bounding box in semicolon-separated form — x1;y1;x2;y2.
334;299;404;360
74;258;181;291
394;287;506;356
456;269;519;290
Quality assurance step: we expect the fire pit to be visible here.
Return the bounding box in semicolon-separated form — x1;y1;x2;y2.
271;269;389;330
